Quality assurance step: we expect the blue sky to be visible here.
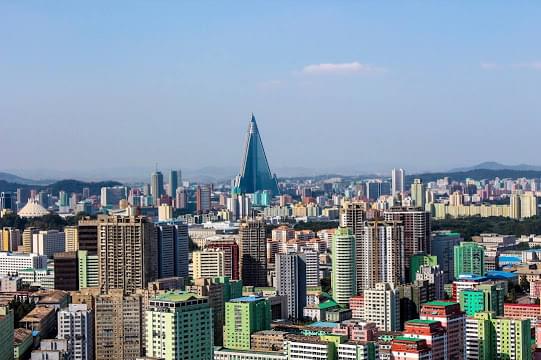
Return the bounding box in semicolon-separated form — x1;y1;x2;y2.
1;2;540;178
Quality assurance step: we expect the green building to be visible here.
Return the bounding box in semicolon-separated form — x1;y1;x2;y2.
215;276;243;301
331;227;356;306
145;291;213;360
466;312;531;360
77;250;99;289
409;253;438;282
0;306;14;360
459;283;505;316
224;296;271;350
453;242;484;278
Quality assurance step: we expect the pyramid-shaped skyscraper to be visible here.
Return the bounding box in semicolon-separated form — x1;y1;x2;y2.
234;113;279;195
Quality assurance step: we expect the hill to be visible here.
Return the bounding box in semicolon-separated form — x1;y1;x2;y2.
407;168;541;184
0;179;123;196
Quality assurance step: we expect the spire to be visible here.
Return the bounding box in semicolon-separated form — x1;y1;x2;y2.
235;113;279;195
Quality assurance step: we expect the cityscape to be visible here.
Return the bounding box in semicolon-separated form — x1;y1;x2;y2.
2;2;541;360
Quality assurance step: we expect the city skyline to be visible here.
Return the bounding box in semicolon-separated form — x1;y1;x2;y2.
2;2;541;177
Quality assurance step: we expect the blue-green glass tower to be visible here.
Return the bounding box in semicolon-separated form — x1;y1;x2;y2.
234;113;279;195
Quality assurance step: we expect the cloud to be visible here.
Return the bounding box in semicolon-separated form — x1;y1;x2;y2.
480;62;500;70
301;61;385;75
512;61;541;70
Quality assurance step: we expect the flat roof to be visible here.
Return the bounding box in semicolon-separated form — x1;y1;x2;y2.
230;296;264;303
423;301;459;307
152;291;200;303
406;319;439;325
309;321;340;328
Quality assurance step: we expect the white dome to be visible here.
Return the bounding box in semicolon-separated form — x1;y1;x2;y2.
18;200;50;218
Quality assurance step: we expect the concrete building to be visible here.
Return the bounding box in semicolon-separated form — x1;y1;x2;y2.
250;330;287;352
410;179;426;209
420;301;465;360
240;219;267;287
276;252;307;320
303;250;320;287
338;341;378;360
1;227;21;252
20;306;57;339
206;239;240;280
145;291;213;360
158;204;173;222
0;252;47;276
97;215;158;294
196;184;212;212
331;227;356;306
54;251;79;291
403;319;447;360
156;222;189;278
224;296;271;350
363;283;400;332
431;231;462;283
284;335;335;360
32;230;65;258
21;227;39;253
0;306;14;360
391;168;405;197
466;312;531;360
454;242;485;278
390;337;432;360
94;289;144;360
64;226;79;252
193;249;225;279
340;201;366;293
57;304;94;360
100;186;128;208
150;171;164;206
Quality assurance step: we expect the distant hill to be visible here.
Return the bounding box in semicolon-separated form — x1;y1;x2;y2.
450;162;541;172
407;168;541;184
0;179;123;196
0;172;53;185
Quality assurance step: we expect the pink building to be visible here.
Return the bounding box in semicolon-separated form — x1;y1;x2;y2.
332;319;378;342
349;295;364;319
403;319;447;360
504;303;540;321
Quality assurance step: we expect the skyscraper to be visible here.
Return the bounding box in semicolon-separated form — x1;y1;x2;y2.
196;184;212;212
156;222;189;279
57;304;94;360
206;239;240;280
97;215;158;294
391;168;405;197
363;282;400;331
145;291;214;360
223;296;271;350
340;201;366;292
240;219;267;287
410;178;426;209
431;231;463;284
233;113;279;195
420;301;465;360
168;169;179;198
454;242;485;278
276;252;307;320
331;227;356;306
193;249;225;279
151;171;164;205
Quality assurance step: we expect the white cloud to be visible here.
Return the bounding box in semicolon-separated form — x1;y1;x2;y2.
512;61;541;70
301;61;385;75
480;62;500;70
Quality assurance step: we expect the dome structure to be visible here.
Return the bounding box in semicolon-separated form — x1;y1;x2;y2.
18;199;49;218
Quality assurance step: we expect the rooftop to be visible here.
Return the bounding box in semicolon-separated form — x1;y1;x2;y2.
394;336;424;342
152;291;200;303
423;301;459;307
309;321;340;328
406;319;439;325
230;296;265;303
13;328;33;345
20;306;55;322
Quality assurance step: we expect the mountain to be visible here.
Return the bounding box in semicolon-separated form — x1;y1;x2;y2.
0;179;122;196
0;172;53;185
450;162;541;172
407;168;541;184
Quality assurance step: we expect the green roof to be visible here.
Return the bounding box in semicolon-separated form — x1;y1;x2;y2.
153;291;200;303
407;319;438;324
318;300;339;310
395;336;423;342
423;301;458;307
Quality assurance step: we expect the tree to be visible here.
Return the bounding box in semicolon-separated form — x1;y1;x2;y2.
519;275;530;294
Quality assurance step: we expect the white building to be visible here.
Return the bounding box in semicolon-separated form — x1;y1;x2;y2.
0;252;48;276
338;342;379;360
57;304;94;360
192;249;225;279
363;282;400;331
32;230;65;258
284;336;334;360
391;168;405;197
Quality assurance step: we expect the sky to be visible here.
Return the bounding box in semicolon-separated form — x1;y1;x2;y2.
1;1;540;179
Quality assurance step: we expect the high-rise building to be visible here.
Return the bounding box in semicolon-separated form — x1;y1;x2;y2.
175;187;187;209
1;227;21;252
0;252;47;276
0;192;15;211
77;250;99;289
57;304;94;360
403;319;447;360
331;227;356;306
151;171;164;205
145;291;213;360
390;337;432;360
415;265;445;300
158;204;173;221
21;227;39;253
420;301;465;360
276;252;307;320
206;240;240;280
340;201;366;291
167;169;180;198
196;184;212;212
356;221;405;292
302;250;320;287
459;283;505;317
363;282;400;331
391;168;405;197
431;231;463;284
240;219;267;287
100;186;128;208
193;249;225;279
64;225;79;252
94;289;144;360
97;215;158;294
233;113;279;195
156;222;189;279
54;251;79;291
454;242;485;278
0;306;14;360
466;312;531;360
78;219;99;255
32;230;65;258
410;179;426;209
409;253;437;283
384;207;431;273
224;296;271;350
